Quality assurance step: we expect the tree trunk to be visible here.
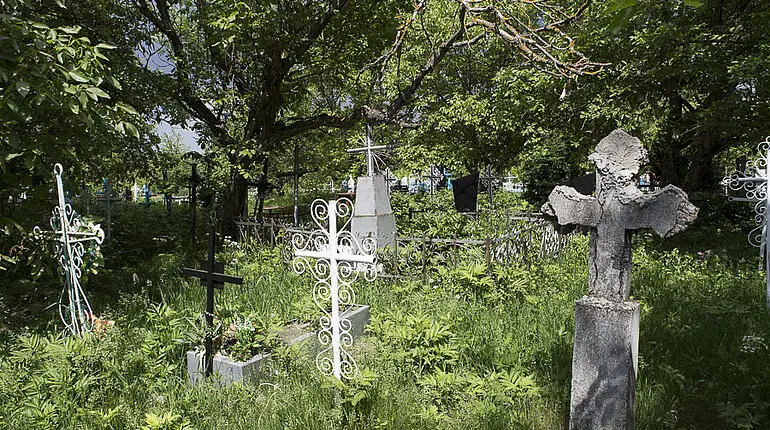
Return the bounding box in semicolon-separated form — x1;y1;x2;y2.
224;169;248;238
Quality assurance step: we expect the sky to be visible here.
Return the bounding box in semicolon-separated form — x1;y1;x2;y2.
155;121;202;153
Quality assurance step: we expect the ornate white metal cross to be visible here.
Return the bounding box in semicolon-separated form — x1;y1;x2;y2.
346;123;391;176
723;136;770;309
34;164;104;335
291;198;377;379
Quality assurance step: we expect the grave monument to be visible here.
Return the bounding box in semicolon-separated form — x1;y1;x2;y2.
542;130;698;429
346;123;396;247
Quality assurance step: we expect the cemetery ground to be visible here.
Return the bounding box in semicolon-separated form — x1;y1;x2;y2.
1;192;769;429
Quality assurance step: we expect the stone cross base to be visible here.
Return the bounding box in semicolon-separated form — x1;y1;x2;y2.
352;175;396;248
570;296;640;430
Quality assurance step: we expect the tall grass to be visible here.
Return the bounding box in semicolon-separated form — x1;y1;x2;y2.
0;201;768;429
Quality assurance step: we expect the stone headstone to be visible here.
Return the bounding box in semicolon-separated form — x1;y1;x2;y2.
542;129;698;429
351;174;396;248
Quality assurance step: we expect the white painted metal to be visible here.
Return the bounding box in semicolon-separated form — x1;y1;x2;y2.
291;198;377;379
347;123;390;176
723;137;770;309
34;164;105;335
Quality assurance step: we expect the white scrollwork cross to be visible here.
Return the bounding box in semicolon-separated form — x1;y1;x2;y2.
291;198;377;379
723;137;770;309
34;164;104;335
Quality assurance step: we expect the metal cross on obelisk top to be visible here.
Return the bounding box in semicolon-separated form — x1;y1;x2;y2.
542;130;698;429
722;137;770;309
346;123;392;176
182;220;243;377
34;164;105;336
291;198;377;380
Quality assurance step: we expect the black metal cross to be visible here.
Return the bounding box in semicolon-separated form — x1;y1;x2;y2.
99;179;122;239
480;165;501;209
182;224;243;377
188;164;200;237
424;165;444;200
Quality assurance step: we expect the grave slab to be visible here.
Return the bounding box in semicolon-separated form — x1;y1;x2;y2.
187;304;370;386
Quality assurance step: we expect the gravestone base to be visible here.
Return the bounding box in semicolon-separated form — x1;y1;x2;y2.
352;175;396;248
570;296;640;430
187;304;370;386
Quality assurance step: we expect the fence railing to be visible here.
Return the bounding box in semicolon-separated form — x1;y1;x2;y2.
235;212;571;278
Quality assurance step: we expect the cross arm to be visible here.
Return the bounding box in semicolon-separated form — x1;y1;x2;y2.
541;185;600;227
631;185;698;238
181;268;244;287
294;249;375;264
347;145;391;153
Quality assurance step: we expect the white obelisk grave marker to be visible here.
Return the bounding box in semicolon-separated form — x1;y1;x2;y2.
291;198;377;379
347;123;397;248
542;130;698;429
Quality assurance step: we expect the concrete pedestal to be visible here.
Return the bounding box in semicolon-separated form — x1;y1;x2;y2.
187;305;370;386
351;175;396;248
570;296;640;430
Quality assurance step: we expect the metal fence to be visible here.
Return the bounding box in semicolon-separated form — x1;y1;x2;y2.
235;213;570;277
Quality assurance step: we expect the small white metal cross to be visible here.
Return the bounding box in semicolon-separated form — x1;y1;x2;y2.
291;198;377;379
723;137;770;309
347;123;391;176
34;164;104;335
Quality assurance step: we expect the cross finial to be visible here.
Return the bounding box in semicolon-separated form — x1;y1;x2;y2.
346;123;393;176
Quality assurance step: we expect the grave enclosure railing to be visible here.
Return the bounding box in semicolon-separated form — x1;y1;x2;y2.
234;213;571;277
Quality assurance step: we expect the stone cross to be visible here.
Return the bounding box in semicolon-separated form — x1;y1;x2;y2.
34;164;105;336
291;198;377;380
182;223;243;377
542;130;698;429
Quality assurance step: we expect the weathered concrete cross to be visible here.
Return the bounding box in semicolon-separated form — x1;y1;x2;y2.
542;129;698;429
544;130;698;302
182;224;243;377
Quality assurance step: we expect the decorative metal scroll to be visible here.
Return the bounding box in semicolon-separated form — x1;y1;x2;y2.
34;164;104;335
723;136;770;309
290;198;377;380
723;137;770;249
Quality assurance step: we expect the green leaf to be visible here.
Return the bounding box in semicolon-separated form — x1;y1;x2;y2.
59;26;80;34
107;76;122;90
8;133;20;148
609;6;636;34
31;23;50;30
68;70;89;83
607;0;637;13
117;102;137;115
68;100;79;114
682;0;704;6
16;80;30;97
87;87;110;99
124;122;139;139
95;43;116;50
